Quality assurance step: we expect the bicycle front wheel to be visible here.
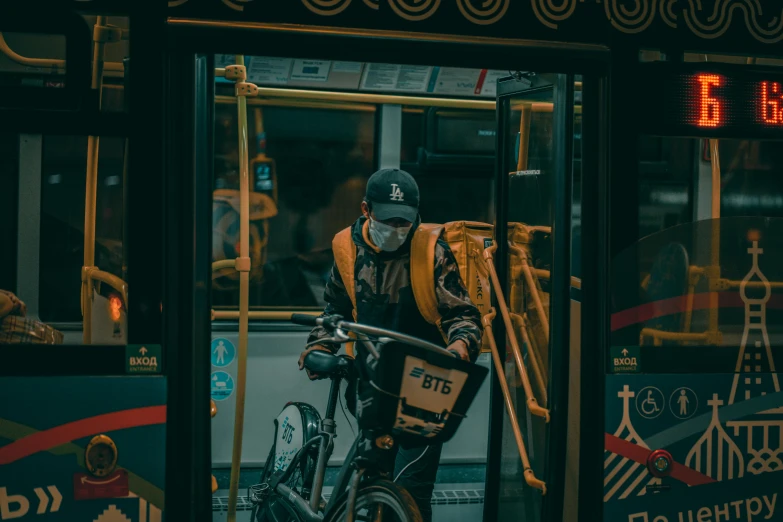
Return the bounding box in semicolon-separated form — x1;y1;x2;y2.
327;479;423;522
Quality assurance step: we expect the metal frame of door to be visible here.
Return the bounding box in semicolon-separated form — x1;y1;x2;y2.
494;74;575;522
166;21;609;522
492;68;608;522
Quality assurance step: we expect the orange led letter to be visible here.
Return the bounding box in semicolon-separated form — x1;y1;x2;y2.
696;74;722;127
761;81;783;125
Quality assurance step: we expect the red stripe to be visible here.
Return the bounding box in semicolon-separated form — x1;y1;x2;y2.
475;69;488;95
604;433;715;486
0;406;166;465
610;292;783;331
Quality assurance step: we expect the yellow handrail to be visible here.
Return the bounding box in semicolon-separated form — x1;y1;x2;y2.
84;267;128;307
81;16;109;344
509;243;550;345
0;31;126;73
708;138;721;339
484;245;550;422
212;259;236;272
211;310;320;321
226;56;252;522
509;312;548;406
534;268;581;290
483;309;546;493
640;329;710;345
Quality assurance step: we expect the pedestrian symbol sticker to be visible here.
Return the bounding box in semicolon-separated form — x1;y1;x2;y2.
211;338;235;368
669;387;698;419
635;386;664;419
211;371;234;401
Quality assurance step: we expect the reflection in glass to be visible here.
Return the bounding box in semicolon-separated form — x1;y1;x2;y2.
499;89;559;522
615;138;783;351
400;106;495;224
212;102;375;309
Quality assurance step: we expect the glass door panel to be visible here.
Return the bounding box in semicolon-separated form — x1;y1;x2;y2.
494;73;578;522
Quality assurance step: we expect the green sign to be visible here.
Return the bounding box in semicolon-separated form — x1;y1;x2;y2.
126;344;162;374
610;346;640;373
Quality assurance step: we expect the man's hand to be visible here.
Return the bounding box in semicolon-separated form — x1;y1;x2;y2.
298;345;331;380
446;339;470;361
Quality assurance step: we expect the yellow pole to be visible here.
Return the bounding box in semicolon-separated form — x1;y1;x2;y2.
483;310;546;493
82;16;108;344
227;55;251;522
708;139;720;336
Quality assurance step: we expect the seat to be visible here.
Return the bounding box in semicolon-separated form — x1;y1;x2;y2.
304;350;352;377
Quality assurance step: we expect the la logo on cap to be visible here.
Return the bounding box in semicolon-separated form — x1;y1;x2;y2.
390;183;404;201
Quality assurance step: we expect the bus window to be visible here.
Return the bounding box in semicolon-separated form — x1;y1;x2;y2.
39;135;127;322
212;102;376;309
612;65;783;350
0;17;129;113
400;106;495;224
2;16;131;344
637;136;694;239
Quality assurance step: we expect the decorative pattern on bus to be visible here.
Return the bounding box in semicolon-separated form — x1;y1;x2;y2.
167;0;783;45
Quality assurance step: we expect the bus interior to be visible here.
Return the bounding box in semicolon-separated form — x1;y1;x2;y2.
3;13;783;522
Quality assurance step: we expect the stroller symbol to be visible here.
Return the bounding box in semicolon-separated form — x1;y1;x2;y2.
635;386;664;419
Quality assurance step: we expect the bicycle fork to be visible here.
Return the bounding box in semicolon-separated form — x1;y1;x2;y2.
310;377;342;511
346;467;365;522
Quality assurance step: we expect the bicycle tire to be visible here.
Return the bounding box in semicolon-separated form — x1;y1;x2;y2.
326;478;423;522
253;492;305;522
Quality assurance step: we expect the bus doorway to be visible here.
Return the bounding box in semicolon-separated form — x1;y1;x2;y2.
165;24;602;522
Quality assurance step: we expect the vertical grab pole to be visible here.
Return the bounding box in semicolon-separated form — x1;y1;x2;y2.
227;55;251;522
82;16;108;344
708;138;720;337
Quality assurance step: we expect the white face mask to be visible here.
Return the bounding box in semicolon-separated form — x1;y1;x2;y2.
369;217;412;252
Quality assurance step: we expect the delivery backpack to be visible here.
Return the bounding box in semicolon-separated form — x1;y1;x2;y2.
331;220;551;357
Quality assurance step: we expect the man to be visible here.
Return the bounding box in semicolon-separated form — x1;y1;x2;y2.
298;168;483;522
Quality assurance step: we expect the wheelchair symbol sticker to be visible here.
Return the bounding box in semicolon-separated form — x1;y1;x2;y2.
635;386;665;419
211;371;234;401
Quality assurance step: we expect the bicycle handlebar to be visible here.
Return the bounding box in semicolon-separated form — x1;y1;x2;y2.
291;313;455;358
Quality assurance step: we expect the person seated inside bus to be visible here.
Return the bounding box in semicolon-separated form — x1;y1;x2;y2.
0;289;63;344
298;168;483;522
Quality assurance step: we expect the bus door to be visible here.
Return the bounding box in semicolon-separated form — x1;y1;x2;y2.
602;60;783;522
0;5;190;522
487;73;583;522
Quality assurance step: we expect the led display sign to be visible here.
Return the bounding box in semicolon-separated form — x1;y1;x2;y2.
639;64;783;139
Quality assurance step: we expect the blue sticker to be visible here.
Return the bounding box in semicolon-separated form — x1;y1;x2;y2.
211;371;234;401
211;337;236;368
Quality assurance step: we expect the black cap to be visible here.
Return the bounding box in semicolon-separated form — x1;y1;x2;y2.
365;168;419;223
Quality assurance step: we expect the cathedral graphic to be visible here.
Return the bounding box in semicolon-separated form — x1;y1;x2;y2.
605;240;783;501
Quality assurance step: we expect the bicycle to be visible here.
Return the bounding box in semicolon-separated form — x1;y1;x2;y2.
249;314;489;522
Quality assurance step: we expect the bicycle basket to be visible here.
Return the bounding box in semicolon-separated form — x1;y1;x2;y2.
355;341;489;447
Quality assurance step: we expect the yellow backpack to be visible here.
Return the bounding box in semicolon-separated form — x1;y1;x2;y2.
332;220;551;399
332;221;494;350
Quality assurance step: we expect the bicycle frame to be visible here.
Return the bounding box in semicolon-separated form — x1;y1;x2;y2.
257;370;377;522
252;316;453;521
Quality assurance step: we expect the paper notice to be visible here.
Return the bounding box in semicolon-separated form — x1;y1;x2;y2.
246;57;292;85
396;66;432;92
332;61;363;74
361;63;401;90
290;60;331;82
432;67;481;95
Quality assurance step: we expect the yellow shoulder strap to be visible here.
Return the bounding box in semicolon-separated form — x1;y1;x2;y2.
332;227;357;313
410;224;445;328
